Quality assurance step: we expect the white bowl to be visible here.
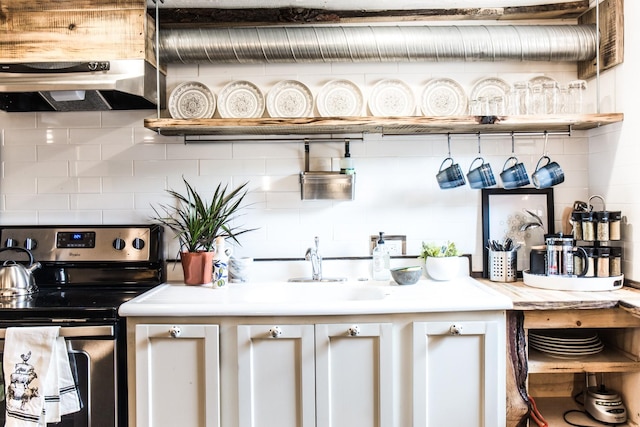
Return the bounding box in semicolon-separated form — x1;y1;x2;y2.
425;257;460;281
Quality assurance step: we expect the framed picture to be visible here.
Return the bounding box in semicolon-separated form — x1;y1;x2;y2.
481;188;554;278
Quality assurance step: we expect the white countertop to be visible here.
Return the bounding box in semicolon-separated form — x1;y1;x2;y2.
119;277;513;317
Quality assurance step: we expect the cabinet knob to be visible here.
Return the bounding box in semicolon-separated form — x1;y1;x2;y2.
268;326;282;338
169;325;182;338
449;324;463;335
347;325;361;336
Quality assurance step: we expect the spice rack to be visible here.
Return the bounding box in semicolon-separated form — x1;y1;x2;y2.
571;195;622;278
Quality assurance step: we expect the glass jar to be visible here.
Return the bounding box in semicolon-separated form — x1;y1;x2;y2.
609;246;622;276
489;96;505;115
596;247;610;277
530;84;544;115
579;247;596;277
595;211;610;241
581;211;595;241
558;85;569;114
511;81;530;115
568;79;587;114
542;81;559;114
609;211;622;240
571;211;583;241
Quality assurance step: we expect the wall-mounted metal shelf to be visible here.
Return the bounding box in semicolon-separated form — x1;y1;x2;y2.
144;113;623;138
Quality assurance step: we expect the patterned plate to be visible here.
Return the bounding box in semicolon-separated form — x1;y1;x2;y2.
368;79;415;116
218;80;265;118
316;79;363;117
420;78;467;116
266;80;313;118
470;77;511;101
168;81;216;119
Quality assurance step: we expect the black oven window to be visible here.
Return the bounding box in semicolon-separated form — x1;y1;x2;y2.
0;350;88;427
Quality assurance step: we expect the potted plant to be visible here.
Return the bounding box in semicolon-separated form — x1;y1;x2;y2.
419;241;462;281
152;177;254;285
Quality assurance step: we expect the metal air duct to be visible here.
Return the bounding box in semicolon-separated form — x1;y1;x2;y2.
159;24;597;64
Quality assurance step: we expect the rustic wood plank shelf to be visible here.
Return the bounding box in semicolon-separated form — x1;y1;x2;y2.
528;347;640;374
144;113;623;137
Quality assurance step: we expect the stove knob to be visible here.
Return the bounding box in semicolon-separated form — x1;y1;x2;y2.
132;238;145;250
4;238;17;247
113;238;126;251
24;238;38;251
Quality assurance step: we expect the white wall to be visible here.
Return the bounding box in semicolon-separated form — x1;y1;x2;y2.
0;16;624;276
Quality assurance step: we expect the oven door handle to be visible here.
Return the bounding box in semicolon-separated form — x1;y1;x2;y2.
0;325;114;339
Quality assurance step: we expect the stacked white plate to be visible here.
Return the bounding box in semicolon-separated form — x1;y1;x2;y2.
529;329;604;359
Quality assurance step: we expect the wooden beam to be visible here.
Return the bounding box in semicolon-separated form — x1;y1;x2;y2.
578;0;624;79
155;1;590;27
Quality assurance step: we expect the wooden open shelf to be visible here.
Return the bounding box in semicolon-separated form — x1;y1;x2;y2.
144;113;623;137
528;347;640;374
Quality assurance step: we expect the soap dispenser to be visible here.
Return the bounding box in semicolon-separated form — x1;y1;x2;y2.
340;139;355;175
372;231;390;280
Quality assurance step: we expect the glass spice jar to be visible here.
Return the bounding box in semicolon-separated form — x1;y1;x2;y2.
610;246;622;277
581;211;595;241
580;247;596;277
609;211;622;240
596;247;611;277
571;211;583;241
595;211;610;241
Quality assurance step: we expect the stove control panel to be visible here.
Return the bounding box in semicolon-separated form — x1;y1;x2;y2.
0;226;162;262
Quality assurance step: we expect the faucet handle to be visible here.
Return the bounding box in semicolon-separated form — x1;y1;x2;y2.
314;236;320;251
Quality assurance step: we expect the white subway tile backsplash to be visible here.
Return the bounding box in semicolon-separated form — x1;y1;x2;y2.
74;160;132;177
4;128;68;145
0;55;627;275
37;112;101;129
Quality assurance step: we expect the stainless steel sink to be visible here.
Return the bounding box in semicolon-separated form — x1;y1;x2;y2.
288;277;347;283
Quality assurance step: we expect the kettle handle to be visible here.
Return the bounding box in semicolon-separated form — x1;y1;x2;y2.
0;246;35;267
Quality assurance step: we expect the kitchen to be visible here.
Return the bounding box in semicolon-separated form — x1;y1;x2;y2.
0;0;638;426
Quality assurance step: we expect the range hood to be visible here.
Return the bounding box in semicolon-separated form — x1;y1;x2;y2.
0;59;165;112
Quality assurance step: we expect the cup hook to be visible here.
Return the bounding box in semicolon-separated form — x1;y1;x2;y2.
477;132;482;155
542;131;549;156
447;133;452;158
511;132;516;154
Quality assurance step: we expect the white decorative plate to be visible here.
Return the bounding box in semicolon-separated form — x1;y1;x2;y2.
266;80;313;118
420;78;467;116
316;79;363;117
168;81;216;119
368;79;415;116
470;77;511;101
218;80;265;118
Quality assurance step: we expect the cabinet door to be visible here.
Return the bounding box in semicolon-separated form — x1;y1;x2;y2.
237;324;316;427
412;321;504;427
135;324;220;427
315;322;393;427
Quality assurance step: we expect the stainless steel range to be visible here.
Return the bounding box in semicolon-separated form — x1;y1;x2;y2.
0;225;165;427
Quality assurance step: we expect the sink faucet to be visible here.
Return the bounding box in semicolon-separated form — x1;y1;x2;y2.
305;236;322;280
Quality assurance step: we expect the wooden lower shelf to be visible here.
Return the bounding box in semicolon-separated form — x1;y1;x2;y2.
533;397;631;427
144;113;623;137
528;347;640;374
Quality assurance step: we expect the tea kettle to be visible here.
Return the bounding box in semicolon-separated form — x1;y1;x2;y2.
0;247;41;298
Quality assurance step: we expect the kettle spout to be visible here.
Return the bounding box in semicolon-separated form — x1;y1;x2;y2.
27;261;42;273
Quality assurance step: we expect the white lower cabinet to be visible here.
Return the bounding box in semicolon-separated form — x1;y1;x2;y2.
236;322;393;427
128;312;505;427
412;320;504;427
134;324;221;427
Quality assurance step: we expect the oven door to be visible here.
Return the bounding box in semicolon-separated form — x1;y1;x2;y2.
0;325;116;427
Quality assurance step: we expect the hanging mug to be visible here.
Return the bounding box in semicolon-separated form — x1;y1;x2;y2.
532;155;564;189
467;157;496;189
436;157;466;189
500;156;530;189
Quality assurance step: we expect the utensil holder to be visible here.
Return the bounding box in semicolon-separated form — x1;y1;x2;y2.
489;250;517;282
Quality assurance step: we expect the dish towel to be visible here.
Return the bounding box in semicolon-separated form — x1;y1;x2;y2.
3;327;81;426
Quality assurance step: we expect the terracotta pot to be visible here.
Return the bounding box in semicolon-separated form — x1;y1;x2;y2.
181;251;214;285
